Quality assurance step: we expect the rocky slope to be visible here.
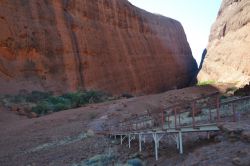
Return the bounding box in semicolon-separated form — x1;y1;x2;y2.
0;0;197;95
1;86;250;165
198;0;250;87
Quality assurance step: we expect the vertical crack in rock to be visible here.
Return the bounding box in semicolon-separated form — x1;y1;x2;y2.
63;0;84;89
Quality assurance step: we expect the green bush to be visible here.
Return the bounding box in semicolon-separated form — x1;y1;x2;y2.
31;90;109;115
11;95;26;103
31;101;51;115
83;154;115;166
26;91;53;103
5;91;52;104
80;90;105;104
53;102;71;112
197;80;215;86
3;90;109;116
62;92;82;108
127;158;144;166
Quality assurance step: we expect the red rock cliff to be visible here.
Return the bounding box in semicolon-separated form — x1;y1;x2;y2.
198;0;250;87
0;0;197;95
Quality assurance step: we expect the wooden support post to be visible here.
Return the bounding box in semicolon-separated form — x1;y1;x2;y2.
233;104;236;122
168;113;170;129
179;113;181;127
161;110;165;129
152;133;164;161
128;134;131;148
139;134;142;152
179;131;183;154
216;95;220;121
192;102;196;128
209;109;212;122
152;133;159;161
175;134;179;149
174;108;177;129
120;135;127;145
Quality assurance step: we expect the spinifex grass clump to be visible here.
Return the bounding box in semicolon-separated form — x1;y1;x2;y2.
1;90;52;107
197;80;215;86
31;90;109;115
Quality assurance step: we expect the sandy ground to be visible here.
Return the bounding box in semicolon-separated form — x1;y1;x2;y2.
0;85;250;166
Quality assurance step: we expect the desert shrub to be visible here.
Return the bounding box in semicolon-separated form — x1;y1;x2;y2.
4;91;52;104
3;90;109;116
62;92;82;108
83;154;115;166
197;80;215;86
10;95;25;103
31;90;109;115
127;158;144;166
79;90;106;104
46;96;66;105
53;102;71;112
31;101;51;115
31;97;71;114
26;91;53;103
121;93;134;98
44;96;71;111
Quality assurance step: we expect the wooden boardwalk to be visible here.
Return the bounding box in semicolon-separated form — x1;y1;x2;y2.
105;92;250;160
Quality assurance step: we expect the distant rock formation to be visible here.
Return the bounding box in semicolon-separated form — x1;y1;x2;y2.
0;0;197;95
198;0;250;87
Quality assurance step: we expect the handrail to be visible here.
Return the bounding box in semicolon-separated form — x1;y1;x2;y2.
220;95;250;105
163;91;219;111
115;91;220;127
108;93;250;134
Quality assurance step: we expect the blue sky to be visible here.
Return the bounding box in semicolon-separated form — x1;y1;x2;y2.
128;0;222;64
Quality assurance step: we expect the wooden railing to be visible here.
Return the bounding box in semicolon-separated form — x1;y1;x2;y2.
107;92;250;134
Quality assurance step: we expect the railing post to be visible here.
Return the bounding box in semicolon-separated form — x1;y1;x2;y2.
161;109;165;129
179;113;181;127
233;103;236;122
128;134;131;148
179;131;183;154
139;134;142;152
216;95;220;121
174;108;177;129
152;133;159;161
209;108;212;122
175;134;179;149
192;102;196;128
168;113;170;129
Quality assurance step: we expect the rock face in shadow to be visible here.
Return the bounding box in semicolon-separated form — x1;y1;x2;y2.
0;0;197;95
198;0;250;87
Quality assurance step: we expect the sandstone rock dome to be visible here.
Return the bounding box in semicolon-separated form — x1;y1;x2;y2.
0;0;197;95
